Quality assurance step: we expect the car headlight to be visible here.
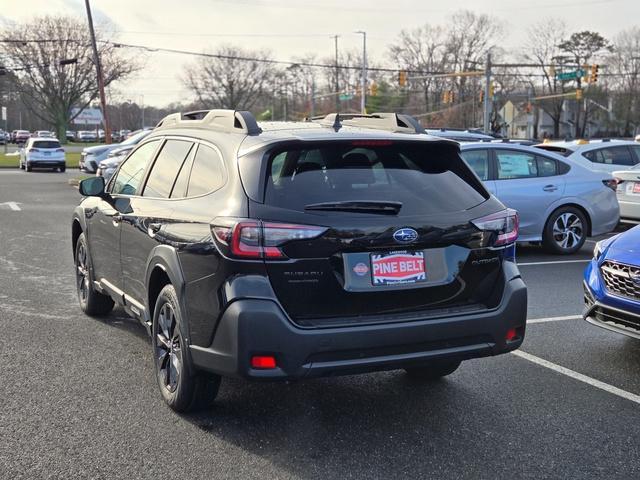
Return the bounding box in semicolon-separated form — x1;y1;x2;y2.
593;240;604;260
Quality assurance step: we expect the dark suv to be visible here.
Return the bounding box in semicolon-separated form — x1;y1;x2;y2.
72;110;527;412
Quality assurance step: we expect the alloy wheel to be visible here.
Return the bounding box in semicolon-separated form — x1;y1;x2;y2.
552;212;583;250
76;243;90;303
156;303;182;393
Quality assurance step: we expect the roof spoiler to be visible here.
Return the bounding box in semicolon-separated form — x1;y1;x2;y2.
156;109;261;135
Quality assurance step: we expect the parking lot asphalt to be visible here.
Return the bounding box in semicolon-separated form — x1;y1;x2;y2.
1;170;639;479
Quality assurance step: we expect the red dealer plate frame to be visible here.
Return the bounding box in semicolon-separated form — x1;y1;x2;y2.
370;251;427;286
633;182;640;194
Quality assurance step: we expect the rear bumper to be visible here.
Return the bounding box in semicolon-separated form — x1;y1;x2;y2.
27;159;65;167
190;264;528;380
619;200;640;221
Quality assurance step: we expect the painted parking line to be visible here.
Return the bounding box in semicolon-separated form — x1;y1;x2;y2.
527;314;582;324
512;350;640;406
518;259;590;266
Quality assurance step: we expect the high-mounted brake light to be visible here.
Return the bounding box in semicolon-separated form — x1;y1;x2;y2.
211;219;327;260
471;209;519;247
351;140;393;147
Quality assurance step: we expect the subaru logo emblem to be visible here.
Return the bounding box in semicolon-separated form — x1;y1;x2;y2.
393;228;418;244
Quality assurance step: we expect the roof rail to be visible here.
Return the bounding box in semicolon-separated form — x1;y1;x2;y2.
312;112;425;134
155;109;261;135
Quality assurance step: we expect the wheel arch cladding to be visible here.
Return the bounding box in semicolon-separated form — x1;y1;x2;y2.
71;219;83;258
145;245;186;320
548;203;592;237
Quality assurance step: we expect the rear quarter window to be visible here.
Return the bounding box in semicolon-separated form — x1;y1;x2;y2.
264;141;488;215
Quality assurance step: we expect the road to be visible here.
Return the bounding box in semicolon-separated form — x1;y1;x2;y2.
1;170;639;479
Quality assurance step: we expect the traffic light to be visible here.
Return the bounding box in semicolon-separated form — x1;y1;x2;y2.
575;88;583;100
370;82;378;97
398;70;407;87
589;64;599;83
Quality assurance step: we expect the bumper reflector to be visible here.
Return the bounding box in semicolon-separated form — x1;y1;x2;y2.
251;355;277;369
505;328;518;342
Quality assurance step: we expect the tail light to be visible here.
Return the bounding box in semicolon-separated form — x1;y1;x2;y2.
602;179;618;191
472;208;519;247
211;219;327;260
56;148;64;152
28;148;40;153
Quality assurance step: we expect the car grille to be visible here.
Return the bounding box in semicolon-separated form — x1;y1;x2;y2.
590;305;640;334
600;261;640;300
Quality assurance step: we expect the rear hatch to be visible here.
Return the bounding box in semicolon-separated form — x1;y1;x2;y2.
29;140;64;160
233;139;515;326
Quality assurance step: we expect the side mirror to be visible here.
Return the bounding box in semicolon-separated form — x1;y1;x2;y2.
79;176;106;197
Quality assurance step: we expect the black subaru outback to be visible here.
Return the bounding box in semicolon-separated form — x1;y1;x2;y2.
72;111;527;412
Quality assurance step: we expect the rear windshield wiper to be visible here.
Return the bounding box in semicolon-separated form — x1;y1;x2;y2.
304;201;402;215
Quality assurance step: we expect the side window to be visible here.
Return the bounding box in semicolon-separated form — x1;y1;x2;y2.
111;140;160;195
460;150;489;181
586;147;635;166
186;144;225;197
630;145;640;164
536;156;558;177
170;146;197;198
143;140;194;198
495;150;537;180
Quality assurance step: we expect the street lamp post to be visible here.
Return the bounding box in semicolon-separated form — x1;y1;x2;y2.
355;31;367;114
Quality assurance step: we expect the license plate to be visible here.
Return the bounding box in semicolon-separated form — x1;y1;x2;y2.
44;152;50;156
371;251;426;285
633;182;640;194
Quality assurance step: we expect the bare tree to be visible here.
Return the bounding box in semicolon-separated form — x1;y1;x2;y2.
521;19;569;138
1;16;138;141
183;46;276;111
608;27;640;135
558;31;613;137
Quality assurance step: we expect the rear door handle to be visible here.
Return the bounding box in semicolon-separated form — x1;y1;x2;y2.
543;185;558;192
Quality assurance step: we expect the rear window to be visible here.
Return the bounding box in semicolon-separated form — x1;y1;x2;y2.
32;141;60;149
264;142;488;215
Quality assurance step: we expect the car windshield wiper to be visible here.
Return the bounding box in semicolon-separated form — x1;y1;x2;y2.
304;200;402;215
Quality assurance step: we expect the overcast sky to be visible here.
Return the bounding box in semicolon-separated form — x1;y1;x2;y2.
3;0;639;107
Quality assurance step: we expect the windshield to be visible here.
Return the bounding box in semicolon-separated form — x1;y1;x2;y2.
264;141;488;216
120;130;151;146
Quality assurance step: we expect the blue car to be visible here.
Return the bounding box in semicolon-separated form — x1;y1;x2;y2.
584;226;640;338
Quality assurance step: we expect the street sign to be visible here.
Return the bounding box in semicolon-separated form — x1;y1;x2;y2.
70;108;103;125
555;69;586;81
339;94;354;101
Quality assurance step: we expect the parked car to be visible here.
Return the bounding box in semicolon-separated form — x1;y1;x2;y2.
612;164;640;221
77;130;98;142
460;142;619;254
14;130;31;144
0;129;7;145
81;129;152;173
72;110;527;412
584;225;640;339
34;130;55;138
96;145;133;182
535;139;640;174
66;131;76;142
20;137;66;172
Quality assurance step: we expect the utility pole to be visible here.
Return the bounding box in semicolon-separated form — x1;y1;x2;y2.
333;35;340;113
483;53;492;133
84;0;112;144
355;31;367;114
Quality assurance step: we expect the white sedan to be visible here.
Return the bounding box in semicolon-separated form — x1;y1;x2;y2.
614;165;640;221
19;137;66;172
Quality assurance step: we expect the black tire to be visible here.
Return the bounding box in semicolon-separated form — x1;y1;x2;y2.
26;163;32;172
152;284;221;412
542;206;587;255
74;233;114;316
404;360;461;381
59;165;66;173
